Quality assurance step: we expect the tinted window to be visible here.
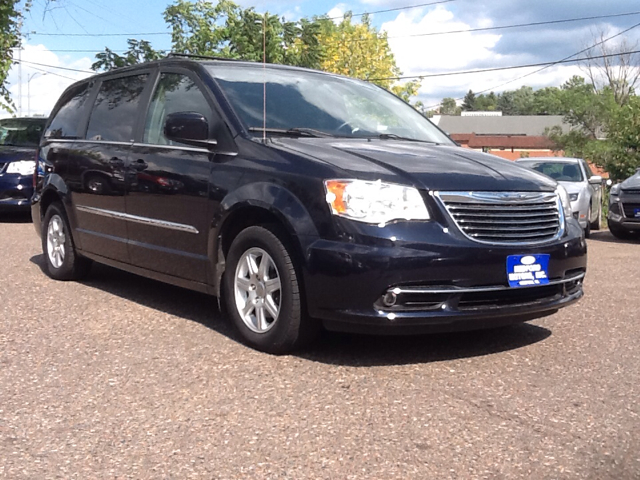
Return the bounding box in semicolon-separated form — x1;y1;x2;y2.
45;83;90;139
0;118;46;147
143;73;212;145
86;74;148;142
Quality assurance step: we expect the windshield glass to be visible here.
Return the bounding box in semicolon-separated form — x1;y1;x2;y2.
0;118;46;147
207;64;453;144
519;161;584;182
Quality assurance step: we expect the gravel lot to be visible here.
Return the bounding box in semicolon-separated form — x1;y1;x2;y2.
1;214;639;479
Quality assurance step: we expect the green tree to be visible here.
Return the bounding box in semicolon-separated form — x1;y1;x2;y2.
461;90;475;111
439;97;459;115
532;87;564;115
474;92;497;111
1;0;28;113
92;39;165;72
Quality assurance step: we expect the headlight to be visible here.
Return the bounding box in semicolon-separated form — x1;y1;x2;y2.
5;160;36;176
568;192;579;202
610;184;621;196
324;179;430;225
556;185;573;219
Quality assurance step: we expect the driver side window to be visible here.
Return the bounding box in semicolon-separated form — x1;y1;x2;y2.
144;73;212;146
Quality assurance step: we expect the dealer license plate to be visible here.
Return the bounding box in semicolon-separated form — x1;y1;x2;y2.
506;254;550;288
634;208;640;218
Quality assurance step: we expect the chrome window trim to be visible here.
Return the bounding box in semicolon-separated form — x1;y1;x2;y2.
42;138;236;156
388;271;585;295
76;205;199;234
435;191;565;246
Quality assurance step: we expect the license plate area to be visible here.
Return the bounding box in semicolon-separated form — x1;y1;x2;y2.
507;254;550;288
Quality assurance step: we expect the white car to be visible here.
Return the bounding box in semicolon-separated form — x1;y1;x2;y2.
516;157;603;237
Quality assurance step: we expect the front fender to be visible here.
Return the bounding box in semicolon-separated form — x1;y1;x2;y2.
208;182;321;296
219;181;320;240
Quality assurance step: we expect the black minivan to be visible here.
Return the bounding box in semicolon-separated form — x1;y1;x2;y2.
32;57;587;353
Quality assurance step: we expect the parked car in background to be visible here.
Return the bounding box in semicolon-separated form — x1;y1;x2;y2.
32;57;587;353
516;157;603;237
0;117;47;212
608;168;640;239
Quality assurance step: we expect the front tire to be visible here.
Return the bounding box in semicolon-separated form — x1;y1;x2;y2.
41;202;92;280
223;225;318;354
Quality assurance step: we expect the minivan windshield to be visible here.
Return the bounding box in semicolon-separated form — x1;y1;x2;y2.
0;118;46;147
208;65;453;145
519;160;584;182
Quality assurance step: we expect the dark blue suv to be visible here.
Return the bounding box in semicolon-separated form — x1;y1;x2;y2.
32;58;587;353
0;117;47;212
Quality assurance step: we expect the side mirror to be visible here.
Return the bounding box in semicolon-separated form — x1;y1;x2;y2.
164;112;217;148
588;175;603;185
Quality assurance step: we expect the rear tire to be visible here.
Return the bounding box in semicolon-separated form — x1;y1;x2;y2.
223;225;319;354
41;202;92;280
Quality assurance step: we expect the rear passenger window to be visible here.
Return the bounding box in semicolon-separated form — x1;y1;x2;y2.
45;83;90;139
143;73;212;145
86;74;148;143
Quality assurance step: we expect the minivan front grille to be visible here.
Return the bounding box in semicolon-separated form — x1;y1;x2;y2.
437;191;562;245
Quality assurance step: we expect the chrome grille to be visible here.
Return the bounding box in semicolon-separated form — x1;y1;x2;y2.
437;191;563;245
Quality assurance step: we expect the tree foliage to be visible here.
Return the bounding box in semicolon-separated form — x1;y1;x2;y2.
93;1;420;102
92;39;165;72
1;0;27;113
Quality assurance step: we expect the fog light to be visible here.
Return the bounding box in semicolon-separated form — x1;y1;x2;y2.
382;291;397;307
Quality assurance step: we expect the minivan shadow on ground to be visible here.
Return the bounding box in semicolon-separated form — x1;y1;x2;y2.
0;212;32;224
588;229;640;244
30;254;552;367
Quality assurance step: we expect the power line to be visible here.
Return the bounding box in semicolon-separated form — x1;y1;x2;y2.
327;0;455;20
387;10;640;39
369;49;640;82
14;63;77;81
421;19;640;109
15;59;94;74
27;31;170;37
26;0;456;37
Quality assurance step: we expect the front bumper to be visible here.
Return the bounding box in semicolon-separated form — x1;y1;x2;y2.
303;219;587;334
608;193;640;231
0;174;33;212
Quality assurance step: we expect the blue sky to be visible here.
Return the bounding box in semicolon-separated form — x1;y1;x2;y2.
6;0;640;118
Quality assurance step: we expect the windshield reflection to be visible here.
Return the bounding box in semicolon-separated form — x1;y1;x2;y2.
209;65;453;145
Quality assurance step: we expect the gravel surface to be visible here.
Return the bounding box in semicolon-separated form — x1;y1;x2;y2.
1;215;639;479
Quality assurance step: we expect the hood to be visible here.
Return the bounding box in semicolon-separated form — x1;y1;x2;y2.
557;180;583;194
270;138;557;192
0;146;35;165
621;171;640;190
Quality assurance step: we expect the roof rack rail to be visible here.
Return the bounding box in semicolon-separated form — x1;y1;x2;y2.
165;53;243;61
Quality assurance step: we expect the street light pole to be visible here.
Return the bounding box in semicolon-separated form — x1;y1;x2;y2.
27;72;45;117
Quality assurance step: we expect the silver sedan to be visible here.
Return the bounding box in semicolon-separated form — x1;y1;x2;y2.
516;157;603;237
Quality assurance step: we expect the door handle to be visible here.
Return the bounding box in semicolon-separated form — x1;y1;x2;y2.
131;159;148;171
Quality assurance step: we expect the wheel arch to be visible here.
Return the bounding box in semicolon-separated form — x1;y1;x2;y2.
209;182;320;296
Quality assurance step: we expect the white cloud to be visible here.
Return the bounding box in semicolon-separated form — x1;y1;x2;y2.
380;6;587;108
2;43;93;119
327;3;349;22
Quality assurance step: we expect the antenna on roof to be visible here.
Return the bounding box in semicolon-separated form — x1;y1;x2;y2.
262;13;267;143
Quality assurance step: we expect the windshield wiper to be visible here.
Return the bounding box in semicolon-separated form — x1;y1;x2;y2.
248;127;333;138
374;133;441;144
